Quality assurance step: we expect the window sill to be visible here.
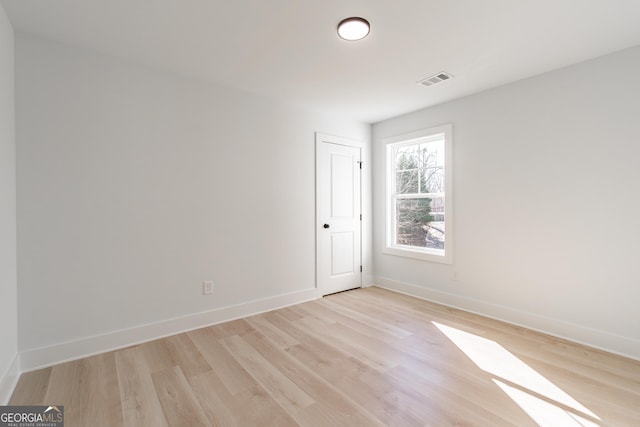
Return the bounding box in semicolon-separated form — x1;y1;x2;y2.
383;245;452;264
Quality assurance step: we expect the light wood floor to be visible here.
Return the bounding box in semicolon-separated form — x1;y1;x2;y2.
10;287;640;426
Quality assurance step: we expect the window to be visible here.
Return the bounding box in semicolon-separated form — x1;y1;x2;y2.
384;124;452;263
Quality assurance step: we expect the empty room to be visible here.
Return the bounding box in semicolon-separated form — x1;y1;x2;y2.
1;0;639;426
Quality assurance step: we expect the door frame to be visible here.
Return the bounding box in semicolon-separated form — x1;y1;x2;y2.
315;132;363;295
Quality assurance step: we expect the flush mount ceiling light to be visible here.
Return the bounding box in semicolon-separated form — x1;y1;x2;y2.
337;17;370;41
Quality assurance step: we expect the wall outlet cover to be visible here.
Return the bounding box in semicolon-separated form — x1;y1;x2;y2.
203;281;214;295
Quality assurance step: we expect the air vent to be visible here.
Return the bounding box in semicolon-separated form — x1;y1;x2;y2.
417;71;453;87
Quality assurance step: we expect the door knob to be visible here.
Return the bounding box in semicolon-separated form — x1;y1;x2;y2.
323;224;330;229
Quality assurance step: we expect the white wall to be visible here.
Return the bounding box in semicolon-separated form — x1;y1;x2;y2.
373;46;640;359
16;33;371;366
0;2;18;403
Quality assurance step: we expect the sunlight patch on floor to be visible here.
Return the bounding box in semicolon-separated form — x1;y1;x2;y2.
493;379;600;427
433;322;600;426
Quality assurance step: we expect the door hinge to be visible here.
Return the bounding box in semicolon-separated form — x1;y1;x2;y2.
360;214;362;221
360;265;363;272
357;161;363;169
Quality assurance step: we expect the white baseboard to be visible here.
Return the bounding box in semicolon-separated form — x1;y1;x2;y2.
20;288;320;372
374;276;640;361
0;353;20;405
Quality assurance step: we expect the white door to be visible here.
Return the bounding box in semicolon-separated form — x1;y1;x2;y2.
316;133;362;296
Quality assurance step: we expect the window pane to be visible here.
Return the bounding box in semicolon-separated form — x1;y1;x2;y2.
395;198;445;249
418;139;445;193
426;197;445;250
419;140;444;168
421;166;444;193
395;146;419;170
396;170;418;194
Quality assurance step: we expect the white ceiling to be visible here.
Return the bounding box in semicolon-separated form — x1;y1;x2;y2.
3;0;640;123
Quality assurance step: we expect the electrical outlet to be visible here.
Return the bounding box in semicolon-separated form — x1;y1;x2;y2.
203;281;213;295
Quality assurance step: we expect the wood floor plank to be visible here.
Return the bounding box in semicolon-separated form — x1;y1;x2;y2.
295;314;398;371
135;334;211;379
296;300;409;343
516;355;640;425
277;305;305;321
190;369;298;427
187;327;256;395
264;311;374;385
131;334;211;376
115;346;169;427
263;310;367;370
164;333;213;378
42;359;88;424
8;367;51;405
205;319;253;339
8;286;639;427
151;366;209;427
219;334;315;414
542;339;640;382
186;371;240;427
82;352;125;427
320;296;413;338
266;315;447;425
241;329;385;427
245;314;301;350
389;364;534;426
44;352;124;427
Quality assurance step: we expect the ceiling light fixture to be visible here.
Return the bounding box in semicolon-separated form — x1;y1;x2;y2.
337;17;370;41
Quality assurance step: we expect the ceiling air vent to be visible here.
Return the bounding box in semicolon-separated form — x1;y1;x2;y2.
417;71;453;87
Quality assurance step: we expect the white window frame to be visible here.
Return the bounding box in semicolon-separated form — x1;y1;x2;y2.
383;124;453;264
